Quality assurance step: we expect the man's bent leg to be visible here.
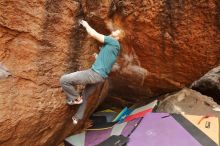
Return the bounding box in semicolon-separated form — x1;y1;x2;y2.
60;69;102;101
60;74;79;101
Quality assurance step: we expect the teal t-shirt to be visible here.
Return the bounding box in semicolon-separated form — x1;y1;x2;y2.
92;36;120;78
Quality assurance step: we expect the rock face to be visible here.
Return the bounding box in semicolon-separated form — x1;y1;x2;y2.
191;66;220;104
156;88;220;116
0;0;220;146
0;0;85;146
80;0;220;99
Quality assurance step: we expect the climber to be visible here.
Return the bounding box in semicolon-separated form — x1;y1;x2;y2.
60;20;124;125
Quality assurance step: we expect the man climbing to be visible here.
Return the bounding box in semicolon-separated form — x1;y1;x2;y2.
60;20;124;125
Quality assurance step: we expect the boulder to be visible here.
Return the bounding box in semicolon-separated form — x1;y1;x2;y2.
191;65;220;104
1;0;220;145
156;88;220;116
79;0;220;99
0;0;102;146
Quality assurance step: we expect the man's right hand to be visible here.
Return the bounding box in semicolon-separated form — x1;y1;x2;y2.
79;19;105;43
79;20;89;28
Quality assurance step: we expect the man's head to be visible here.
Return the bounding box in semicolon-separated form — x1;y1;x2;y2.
110;29;125;40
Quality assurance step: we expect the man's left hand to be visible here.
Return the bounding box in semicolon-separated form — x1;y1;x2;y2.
93;53;98;59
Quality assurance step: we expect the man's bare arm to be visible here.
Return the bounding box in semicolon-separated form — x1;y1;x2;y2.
80;20;104;43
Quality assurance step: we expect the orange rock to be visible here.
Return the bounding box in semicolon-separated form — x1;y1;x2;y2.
80;0;220;98
0;0;220;145
0;1;82;146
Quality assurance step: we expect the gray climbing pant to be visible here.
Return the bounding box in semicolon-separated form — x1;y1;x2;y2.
60;68;105;119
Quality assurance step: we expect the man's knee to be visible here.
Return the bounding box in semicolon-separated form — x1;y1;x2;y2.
60;74;69;86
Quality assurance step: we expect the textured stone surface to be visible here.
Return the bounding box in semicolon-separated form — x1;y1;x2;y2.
80;0;220;100
0;0;220;146
191;65;220;104
0;0;85;146
156;88;220;116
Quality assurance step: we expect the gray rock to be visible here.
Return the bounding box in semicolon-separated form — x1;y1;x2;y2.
191;66;220;104
156;88;220;116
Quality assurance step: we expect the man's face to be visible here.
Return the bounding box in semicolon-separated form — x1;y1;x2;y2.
111;30;121;40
